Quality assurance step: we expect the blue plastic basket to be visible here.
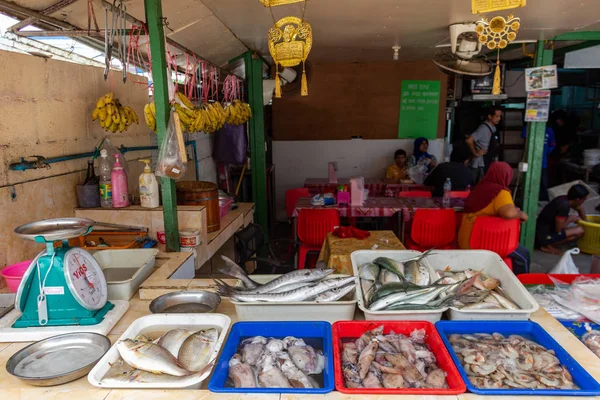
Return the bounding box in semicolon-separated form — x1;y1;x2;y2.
435;320;600;396
560;320;600;340
208;321;334;394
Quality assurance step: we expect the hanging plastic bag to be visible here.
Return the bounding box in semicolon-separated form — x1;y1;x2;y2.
156;109;186;180
408;164;427;184
99;137;129;176
548;248;580;274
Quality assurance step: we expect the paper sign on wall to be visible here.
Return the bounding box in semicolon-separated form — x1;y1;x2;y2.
398;80;440;140
472;0;526;14
525;65;558;91
525;90;551;122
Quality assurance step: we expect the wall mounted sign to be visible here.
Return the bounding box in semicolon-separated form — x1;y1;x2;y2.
472;0;526;14
525;90;551;122
398;80;440;140
525;65;558;91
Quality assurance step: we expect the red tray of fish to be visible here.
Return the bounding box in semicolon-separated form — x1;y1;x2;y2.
332;320;467;395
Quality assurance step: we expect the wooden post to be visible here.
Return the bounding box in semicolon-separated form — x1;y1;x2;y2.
520;40;554;251
144;0;180;251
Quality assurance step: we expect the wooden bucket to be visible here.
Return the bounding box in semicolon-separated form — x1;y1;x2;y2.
176;181;220;233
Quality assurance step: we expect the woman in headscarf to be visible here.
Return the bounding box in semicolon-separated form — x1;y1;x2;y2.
458;162;528;249
408;137;437;171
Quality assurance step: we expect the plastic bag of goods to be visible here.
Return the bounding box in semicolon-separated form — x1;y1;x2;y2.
156;109;187;180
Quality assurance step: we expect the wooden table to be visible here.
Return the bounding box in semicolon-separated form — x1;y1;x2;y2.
0;283;599;399
317;231;405;274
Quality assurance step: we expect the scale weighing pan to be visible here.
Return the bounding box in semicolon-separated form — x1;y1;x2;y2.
14;218;95;242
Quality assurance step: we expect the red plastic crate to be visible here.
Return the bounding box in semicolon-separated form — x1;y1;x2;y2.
332;320;467;395
517;273;600;285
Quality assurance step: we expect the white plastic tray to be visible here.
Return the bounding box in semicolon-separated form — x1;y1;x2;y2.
351;250;447;322
231;274;357;323
88;313;231;389
425;250;539;320
93;249;159;300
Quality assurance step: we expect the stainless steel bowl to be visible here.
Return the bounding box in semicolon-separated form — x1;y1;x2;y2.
6;332;110;386
149;291;221;314
14;218;95;242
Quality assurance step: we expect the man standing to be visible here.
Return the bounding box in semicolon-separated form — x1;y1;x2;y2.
466;106;503;184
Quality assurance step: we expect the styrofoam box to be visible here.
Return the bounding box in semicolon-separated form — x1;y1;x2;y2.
231;274;357;323
93;249;159;300
350;250;447;322
425;250;539;320
88;313;231;389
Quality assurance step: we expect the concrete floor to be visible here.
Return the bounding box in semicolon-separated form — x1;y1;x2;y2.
531;250;596;274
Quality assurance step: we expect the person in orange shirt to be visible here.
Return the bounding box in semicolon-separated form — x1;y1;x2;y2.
458;162;528;250
386;149;409;182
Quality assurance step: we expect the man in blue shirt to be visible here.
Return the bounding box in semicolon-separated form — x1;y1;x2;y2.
522;123;556;201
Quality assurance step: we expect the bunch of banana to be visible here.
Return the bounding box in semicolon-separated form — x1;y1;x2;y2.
91;92;139;133
225;100;253;126
202;101;227;133
143;102;157;132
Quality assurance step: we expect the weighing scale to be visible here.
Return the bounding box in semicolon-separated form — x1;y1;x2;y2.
0;218;129;341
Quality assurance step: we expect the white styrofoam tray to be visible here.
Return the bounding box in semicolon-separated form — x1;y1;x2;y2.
93;249;159;300
231;274;357;323
0;300;129;342
424;250;539;320
351;250;447;322
88;313;231;389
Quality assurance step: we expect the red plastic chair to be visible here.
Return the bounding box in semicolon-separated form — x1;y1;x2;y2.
297;209;340;269
469;216;520;270
405;209;456;251
398;191;432;198
450;191;470;199
285;188;310;220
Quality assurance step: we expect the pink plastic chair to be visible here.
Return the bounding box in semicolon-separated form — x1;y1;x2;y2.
405;209;456;251
398;191;432;198
285;188;310;220
297;209;340;269
469;216;520;270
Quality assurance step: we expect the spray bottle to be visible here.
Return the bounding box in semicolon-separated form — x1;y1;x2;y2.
111;154;130;208
139;159;159;208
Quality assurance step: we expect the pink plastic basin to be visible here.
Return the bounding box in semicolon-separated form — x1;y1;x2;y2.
1;260;32;293
219;198;233;219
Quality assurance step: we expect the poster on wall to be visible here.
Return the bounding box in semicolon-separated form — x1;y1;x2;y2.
525;90;551;122
398;80;440;139
525;65;558;91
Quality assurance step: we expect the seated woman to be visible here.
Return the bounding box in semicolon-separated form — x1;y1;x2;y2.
409;137;437;172
458;162;528;250
385;149;410;182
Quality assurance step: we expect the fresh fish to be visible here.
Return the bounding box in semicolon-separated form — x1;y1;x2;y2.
229;354;257;388
312;283;356;302
287;344;326;374
387;286;448;308
359;263;380;301
257;352;292;388
369;287;437;311
220;268;335;295
117;339;192;376
157;329;194;358
373;257;405;278
101;359;211;385
276;351;314;388
241;336;267;366
490;291;519;309
268;281;314;294
222;276;355;302
178;328;218;372
404;259;431;286
358;339;379;379
379;269;401;284
219;256;260;289
133;334;153;343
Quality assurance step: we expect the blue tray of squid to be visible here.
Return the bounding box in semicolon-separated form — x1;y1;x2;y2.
435;320;600;396
208;321;334;394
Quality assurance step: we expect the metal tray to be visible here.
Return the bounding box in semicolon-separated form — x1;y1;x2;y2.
6;332;110;386
149;290;221;313
14;218;95;242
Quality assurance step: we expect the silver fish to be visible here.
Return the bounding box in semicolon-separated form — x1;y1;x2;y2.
157;329;194;358
219;256;260;289
101;359;211;385
222;269;335;295
359;263;380;302
379;269;401;284
226;277;355;302
312;283;356;302
404;260;431;286
373;257;405;278
389;286;448;307
369;287;436;311
490;291;519;309
117;339;192;376
268;281;314;294
178;328;218;372
229;354;257;388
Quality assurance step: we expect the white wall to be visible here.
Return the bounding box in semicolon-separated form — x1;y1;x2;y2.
273;138;445;221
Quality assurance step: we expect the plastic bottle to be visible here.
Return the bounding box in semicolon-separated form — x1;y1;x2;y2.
139;159;159;208
98;150;113;208
111;154;130;208
443;178;452;208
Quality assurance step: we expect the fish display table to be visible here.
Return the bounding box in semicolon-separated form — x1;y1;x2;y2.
0;282;600;398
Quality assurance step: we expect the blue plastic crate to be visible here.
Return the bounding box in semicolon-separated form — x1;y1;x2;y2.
435;320;600;396
208;321;334;394
560;320;600;340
